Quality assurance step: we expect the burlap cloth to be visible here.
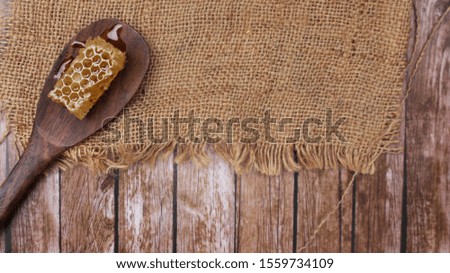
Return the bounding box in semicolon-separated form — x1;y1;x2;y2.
0;0;411;175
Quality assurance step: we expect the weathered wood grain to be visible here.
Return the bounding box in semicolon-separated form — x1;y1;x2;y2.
10;170;60;252
340;169;355;253
119;156;173;252
60;166;115;252
354;154;404;252
296;170;341;252
406;0;450;252
237;171;294;252
0;116;60;252
177;146;235;252
0;116;14;252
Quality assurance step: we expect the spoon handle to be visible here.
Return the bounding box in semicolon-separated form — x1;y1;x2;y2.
0;132;64;228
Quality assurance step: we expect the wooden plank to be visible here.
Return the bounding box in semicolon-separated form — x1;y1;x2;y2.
0;116;14;252
60;166;115;252
340;169;355;253
119;156;173;252
0;114;61;252
10;170;60;252
406;0;450;252
177;146;235;252
296;170;341;253
0;116;60;252
237;171;294;252
353;154;404;252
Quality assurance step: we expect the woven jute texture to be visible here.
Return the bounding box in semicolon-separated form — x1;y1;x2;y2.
0;0;411;175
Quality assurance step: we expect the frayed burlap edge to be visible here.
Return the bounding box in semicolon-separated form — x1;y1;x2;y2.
0;0;406;177
0;96;403;176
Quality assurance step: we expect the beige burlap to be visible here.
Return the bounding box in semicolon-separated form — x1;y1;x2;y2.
0;0;411;175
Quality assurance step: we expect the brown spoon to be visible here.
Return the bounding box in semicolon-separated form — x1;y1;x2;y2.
0;18;150;228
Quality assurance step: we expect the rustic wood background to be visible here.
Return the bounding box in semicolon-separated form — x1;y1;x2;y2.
0;0;449;253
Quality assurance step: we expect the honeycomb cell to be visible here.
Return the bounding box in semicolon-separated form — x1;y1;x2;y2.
63;76;73;86
73;72;82;81
69;93;79;101
71;82;81;92
101;52;111;60
82;59;92;68
98;71;106;80
73;62;83;72
91;66;100;74
48;35;126;119
92;55;101;64
100;61;109;70
62;86;71;95
85;48;94;58
80;79;89;88
82;69;91;78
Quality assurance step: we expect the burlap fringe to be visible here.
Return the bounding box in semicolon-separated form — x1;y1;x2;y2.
56;142;397;176
0;101;402;176
69;117;400;175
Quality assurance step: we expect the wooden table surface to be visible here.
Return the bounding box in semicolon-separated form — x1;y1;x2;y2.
0;0;449;253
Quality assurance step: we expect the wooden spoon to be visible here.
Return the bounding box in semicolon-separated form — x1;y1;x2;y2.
0;18;150;228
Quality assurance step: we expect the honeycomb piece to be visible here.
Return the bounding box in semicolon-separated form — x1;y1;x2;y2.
48;37;126;119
